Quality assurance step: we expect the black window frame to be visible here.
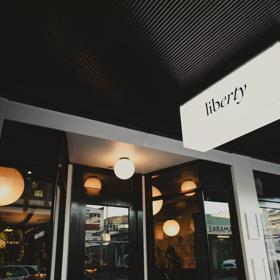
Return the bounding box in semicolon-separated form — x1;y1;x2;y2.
145;160;246;280
67;164;144;280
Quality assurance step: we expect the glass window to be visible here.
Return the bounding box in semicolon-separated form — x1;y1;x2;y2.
204;196;238;280
151;164;199;197
254;170;280;279
84;205;129;280
0;175;53;280
152;193;208;280
260;207;280;280
150;162;243;280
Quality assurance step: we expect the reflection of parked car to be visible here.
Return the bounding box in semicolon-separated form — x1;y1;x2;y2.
23;266;47;279
221;259;237;272
0;266;30;279
0;265;46;280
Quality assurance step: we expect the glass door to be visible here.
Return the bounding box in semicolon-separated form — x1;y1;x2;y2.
84;205;130;280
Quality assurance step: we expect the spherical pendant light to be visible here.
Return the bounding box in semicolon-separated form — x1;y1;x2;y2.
152;186;163;215
163;219;180;237
181;180;197;196
114;157;135;180
84;177;102;195
0;167;24;206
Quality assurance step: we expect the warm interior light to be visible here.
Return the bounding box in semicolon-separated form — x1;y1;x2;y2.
155;226;164;240
0;167;24;206
152;186;163;215
217;235;230;239
84;177;102;195
163;219;180;237
0;208;51;225
114;157;135;180
181;179;197;196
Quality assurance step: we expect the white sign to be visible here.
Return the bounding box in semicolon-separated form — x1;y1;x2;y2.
207;224;232;235
180;42;280;152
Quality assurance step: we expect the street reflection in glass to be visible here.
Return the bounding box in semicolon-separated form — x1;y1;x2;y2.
84;205;129;280
261;208;280;280
0;179;53;280
204;200;237;280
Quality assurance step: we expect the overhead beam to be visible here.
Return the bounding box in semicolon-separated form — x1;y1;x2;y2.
1;97;280;175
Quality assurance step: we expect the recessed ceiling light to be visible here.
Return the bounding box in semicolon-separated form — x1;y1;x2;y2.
27;171;32;175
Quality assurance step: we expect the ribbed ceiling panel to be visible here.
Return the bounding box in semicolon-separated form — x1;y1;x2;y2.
119;0;279;87
2;1;280;162
47;15;113;94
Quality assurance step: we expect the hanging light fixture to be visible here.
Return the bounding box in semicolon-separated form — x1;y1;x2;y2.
114;157;135;180
84;176;102;195
0;167;24;206
181;179;197;196
152;186;163;215
163;219;180;237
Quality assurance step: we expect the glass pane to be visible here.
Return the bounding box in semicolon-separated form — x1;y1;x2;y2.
151;164;199;197
83;171;133;196
260;208;280;280
152;194;209;280
84;205;129;280
0;178;53;280
204;199;237;280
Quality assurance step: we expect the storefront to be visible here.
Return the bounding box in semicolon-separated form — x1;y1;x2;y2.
0;99;279;280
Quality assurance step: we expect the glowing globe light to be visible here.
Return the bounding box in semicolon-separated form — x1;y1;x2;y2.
0;167;24;206
163;219;180;237
84;177;102;195
181;180;197;196
152;186;163;215
114;157;135;180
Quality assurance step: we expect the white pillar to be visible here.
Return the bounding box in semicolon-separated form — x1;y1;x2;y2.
231;154;270;280
50;187;61;280
142;176;148;280
61;164;73;280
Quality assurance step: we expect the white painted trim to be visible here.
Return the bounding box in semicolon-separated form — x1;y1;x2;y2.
50;186;60;280
61;164;73;280
142;176;148;280
3;98;280;175
3;99;232;165
250;158;280;175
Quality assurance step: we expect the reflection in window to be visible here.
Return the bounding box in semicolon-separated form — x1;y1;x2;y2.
204;200;237;280
0;178;53;280
153;194;207;280
260;208;280;280
84;205;129;280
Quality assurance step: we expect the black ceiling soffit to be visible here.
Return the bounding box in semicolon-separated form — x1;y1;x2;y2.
1;1;280;162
